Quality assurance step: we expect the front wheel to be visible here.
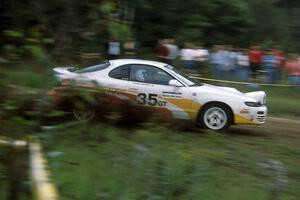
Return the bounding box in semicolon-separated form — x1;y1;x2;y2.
199;103;232;131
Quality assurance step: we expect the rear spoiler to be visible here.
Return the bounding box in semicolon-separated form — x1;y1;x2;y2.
53;67;77;80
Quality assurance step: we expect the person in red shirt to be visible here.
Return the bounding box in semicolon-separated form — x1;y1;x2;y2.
285;54;300;85
248;45;262;80
273;50;285;68
156;39;169;64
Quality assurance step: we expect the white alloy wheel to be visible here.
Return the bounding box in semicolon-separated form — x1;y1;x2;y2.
73;101;95;121
202;106;229;130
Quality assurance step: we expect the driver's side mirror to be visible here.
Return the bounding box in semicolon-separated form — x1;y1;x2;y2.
168;79;183;87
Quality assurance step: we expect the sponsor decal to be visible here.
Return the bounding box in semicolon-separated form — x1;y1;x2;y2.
240;109;250;114
161;91;182;99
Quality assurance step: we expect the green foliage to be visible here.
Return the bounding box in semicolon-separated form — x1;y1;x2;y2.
3;29;50;61
100;2;115;14
42;38;55;44
22;45;48;61
108;21;131;41
135;0;252;45
247;0;292;49
1;68;51;88
3;30;24;38
1;0;299;61
0;146;31;199
131;0;298;49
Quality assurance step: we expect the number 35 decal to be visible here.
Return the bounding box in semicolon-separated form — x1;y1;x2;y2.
137;93;167;107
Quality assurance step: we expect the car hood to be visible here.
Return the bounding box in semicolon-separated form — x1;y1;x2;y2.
201;84;244;95
195;84;266;103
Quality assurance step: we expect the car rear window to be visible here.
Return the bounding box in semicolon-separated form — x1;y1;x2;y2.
76;62;110;73
109;65;131;80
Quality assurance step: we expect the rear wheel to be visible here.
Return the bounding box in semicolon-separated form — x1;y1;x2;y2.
199;103;232;131
73;101;95;121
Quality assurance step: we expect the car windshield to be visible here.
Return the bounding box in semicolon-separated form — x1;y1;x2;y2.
164;65;203;87
76;62;110;73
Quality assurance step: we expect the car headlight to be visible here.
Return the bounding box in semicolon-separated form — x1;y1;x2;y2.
263;94;267;105
245;101;262;107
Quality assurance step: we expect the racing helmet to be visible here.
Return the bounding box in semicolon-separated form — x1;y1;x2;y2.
135;69;147;81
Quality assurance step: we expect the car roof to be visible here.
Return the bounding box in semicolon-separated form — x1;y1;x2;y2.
109;59;168;68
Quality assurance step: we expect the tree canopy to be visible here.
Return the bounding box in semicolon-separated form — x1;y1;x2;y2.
0;0;299;61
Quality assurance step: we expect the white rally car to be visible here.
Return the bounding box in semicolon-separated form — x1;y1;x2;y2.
51;59;267;131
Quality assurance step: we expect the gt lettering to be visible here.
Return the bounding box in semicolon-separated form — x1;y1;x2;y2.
157;101;167;107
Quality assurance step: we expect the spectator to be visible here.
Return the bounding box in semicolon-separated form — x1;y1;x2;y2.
107;39;121;60
285;54;300;85
180;43;195;70
236;49;250;81
210;45;222;79
123;37;137;59
226;45;238;80
157;39;169;64
273;49;286;82
262;49;279;84
193;44;209;68
218;45;232;80
165;38;179;65
249;45;262;80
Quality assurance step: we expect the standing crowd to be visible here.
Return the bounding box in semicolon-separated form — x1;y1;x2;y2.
157;39;300;85
104;38;300;85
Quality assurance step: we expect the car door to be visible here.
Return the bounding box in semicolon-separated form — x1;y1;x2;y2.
127;64;193;120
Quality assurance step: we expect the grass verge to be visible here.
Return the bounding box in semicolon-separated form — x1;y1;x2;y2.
0;145;31;200
42;120;300;200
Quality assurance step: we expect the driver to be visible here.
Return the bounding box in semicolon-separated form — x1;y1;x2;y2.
135;69;151;82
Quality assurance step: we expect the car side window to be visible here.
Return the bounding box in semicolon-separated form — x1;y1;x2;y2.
109;65;131;80
131;64;174;85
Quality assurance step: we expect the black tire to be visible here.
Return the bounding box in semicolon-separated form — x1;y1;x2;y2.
73;100;95;121
198;103;232;131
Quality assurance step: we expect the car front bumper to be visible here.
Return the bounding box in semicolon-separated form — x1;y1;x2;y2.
235;106;267;124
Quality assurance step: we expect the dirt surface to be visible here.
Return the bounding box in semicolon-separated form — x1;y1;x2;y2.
229;117;300;137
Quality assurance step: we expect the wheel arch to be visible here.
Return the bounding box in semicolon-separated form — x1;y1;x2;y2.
197;101;234;125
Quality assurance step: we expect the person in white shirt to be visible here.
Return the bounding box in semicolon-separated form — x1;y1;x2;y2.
193;45;209;62
107;39;121;59
193;44;209;73
180;43;194;70
165;38;179;65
